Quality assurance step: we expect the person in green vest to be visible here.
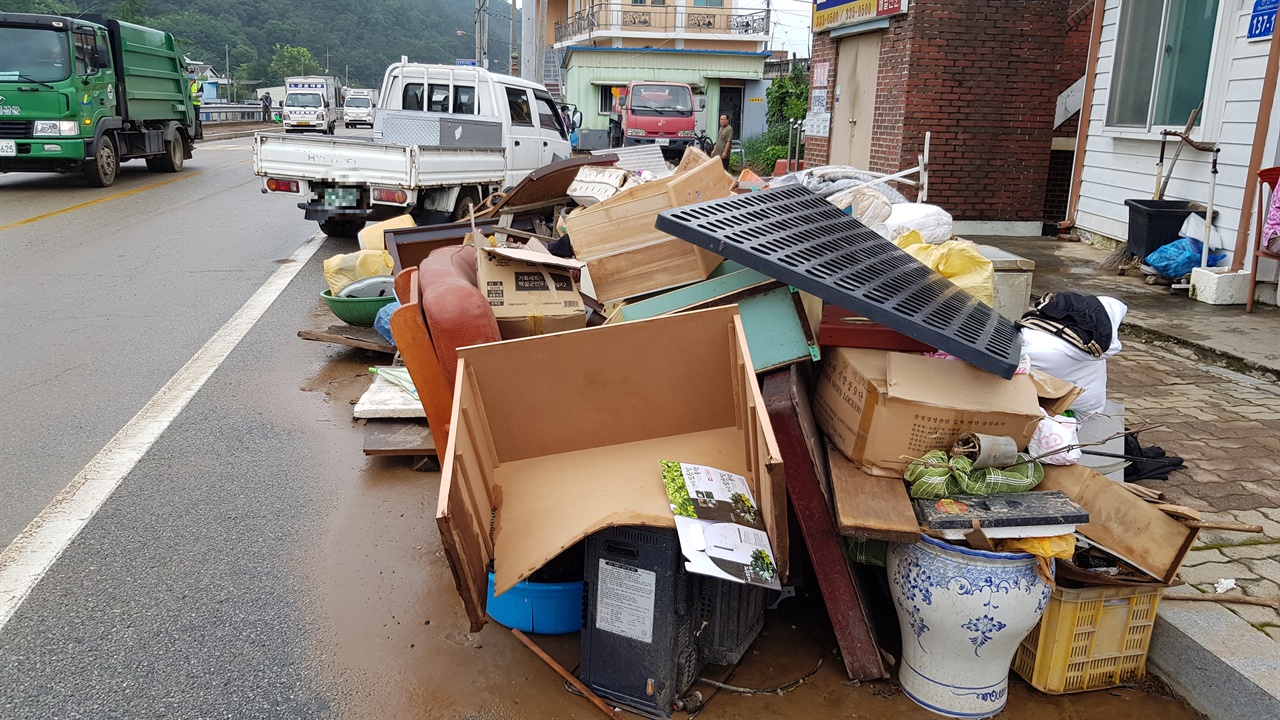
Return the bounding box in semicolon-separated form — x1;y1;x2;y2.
188;68;204;140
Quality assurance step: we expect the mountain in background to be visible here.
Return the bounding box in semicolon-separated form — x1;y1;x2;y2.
8;0;521;94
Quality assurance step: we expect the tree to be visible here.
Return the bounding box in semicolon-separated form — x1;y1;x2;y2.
118;0;146;23
765;65;810;126
268;44;322;80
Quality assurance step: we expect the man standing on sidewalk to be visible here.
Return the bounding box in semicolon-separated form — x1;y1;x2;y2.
711;114;733;172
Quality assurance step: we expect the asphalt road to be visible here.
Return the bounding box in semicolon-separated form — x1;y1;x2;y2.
0;131;373;718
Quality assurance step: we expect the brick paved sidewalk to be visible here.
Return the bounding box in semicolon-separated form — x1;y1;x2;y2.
1108;339;1280;638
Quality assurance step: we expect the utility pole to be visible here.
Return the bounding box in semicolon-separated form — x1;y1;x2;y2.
475;0;490;69
345;65;350;87
509;0;518;76
325;49;330;73
224;43;230;101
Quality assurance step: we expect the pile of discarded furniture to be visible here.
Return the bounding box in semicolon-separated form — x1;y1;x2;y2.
305;146;1250;719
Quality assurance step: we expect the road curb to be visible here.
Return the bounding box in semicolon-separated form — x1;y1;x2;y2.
201;128;268;142
1119;320;1280;383
1149;599;1280;720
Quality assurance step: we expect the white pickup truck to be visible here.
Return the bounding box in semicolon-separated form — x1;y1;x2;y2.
254;62;575;237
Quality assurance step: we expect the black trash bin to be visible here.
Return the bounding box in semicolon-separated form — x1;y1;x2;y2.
1123;199;1215;260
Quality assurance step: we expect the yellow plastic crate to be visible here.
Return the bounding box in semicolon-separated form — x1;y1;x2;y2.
1012;583;1165;694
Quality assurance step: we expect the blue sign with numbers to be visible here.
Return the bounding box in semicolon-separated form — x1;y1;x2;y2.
455;59;478;67
1249;0;1277;40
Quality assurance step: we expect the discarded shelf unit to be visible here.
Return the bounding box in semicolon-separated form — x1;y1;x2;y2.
655;186;1023;378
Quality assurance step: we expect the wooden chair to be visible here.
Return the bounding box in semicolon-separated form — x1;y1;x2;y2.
1246;166;1280;313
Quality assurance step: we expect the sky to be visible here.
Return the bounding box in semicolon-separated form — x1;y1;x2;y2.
739;0;816;59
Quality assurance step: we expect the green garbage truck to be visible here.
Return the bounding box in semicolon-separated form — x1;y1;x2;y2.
0;12;195;187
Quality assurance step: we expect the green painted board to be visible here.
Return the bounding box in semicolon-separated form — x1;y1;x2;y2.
614;268;818;373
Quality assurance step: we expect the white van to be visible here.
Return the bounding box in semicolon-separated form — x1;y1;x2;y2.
282;76;339;134
343;89;375;129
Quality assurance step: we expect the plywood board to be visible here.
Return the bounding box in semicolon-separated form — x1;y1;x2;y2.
353;373;425;419
1040;464;1199;584
828;442;919;544
298;325;397;354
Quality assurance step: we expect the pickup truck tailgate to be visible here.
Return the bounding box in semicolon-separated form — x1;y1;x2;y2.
254;133;415;186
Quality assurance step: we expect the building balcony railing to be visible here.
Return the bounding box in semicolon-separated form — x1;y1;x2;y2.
554;3;770;45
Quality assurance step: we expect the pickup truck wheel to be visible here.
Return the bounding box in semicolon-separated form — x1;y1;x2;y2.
319;218;366;237
451;188;482;222
146;135;185;173
84;135;118;188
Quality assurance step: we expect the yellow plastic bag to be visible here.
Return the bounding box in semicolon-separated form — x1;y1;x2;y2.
323;249;393;295
895;232;995;307
997;534;1075;586
357;214;416;251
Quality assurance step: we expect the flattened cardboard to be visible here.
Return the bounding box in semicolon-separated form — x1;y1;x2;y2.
1040;464;1199;584
1030;369;1085;417
437;307;784;630
813;349;1042;476
476;245;586;339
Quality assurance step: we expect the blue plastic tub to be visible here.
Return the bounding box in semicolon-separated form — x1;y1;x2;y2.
486;572;583;634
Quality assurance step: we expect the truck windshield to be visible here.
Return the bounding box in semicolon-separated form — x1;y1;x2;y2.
628;85;693;117
345;97;371;108
286;92;323;108
0;27;72;83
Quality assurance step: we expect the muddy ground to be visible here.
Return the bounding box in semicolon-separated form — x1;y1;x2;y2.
297;348;1204;720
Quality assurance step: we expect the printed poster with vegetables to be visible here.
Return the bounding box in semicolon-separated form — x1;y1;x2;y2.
660;461;781;590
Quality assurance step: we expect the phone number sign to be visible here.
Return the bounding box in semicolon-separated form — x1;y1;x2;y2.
813;0;907;33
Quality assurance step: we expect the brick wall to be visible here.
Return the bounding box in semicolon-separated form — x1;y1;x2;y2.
1043;149;1074;220
805;1;1078;222
896;0;1070;221
804;31;836;166
1054;0;1093;138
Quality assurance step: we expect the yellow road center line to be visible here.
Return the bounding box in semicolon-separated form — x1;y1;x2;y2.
0;170;207;231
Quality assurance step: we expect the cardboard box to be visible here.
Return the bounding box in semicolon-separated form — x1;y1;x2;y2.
1030;369;1084;417
475;245;587;339
437;306;785;632
813;349;1042;476
1040;464;1198;585
564;151;730;302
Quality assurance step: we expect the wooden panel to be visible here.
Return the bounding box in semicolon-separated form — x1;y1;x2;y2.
732;316;788;581
436;362;496;632
1040;465;1199;585
585;238;721;303
828;444;919;544
455;306;740;464
362;420;437;456
763;365;887;681
298;325;396;354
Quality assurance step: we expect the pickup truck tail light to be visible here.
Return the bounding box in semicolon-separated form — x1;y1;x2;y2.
373;188;409;204
266;178;300;193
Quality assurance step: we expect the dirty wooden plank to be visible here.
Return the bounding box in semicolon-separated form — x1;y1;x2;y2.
762;365;888;681
363;420;436;456
298;325;395;354
828;445;920;544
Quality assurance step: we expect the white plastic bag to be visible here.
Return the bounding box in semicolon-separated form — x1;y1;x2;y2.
1178;213;1228;251
884;203;953;245
829;186;893;226
1028;410;1081;465
1020;296;1127;417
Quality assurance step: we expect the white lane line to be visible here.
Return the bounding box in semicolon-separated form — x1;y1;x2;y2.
0;231;326;631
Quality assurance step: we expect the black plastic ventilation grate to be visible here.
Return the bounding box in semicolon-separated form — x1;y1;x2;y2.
656;185;1022;378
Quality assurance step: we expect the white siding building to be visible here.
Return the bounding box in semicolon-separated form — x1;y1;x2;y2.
1073;0;1279;304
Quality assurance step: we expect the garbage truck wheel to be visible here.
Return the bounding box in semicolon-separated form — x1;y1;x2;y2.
146;135;186;173
84;135;118;188
319;218;366;237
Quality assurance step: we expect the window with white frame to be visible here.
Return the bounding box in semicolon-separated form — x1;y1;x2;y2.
1105;0;1220;130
